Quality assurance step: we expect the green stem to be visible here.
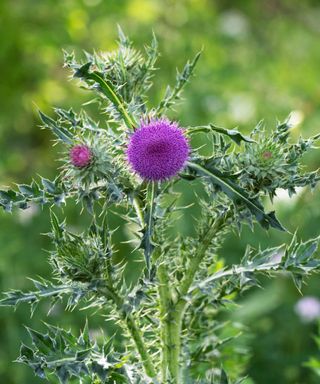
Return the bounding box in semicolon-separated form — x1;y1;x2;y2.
165;215;227;383
129;185;160;379
178;215;226;298
124;313;158;379
167;308;184;383
144;181;156;274
157;263;171;382
102;283;157;380
147;182;156;232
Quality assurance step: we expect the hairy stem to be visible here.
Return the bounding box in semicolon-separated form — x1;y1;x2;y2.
157;262;171;382
166;307;184;383
129;184;159;379
102;283;157;379
145;181;156;273
124;313;158;379
179;215;226;298
165;214;227;383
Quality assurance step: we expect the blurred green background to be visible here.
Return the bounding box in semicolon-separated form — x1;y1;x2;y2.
0;0;320;383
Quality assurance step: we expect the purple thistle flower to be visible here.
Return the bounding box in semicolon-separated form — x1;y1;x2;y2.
127;119;190;181
70;145;92;168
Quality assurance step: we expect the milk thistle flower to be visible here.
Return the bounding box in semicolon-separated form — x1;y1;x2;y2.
127;119;189;181
70;145;92;168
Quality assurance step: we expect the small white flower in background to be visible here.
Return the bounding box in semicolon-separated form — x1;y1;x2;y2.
218;11;249;39
295;296;320;323
228;94;256;124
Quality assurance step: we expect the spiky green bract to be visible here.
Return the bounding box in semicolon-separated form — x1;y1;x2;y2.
186;117;319;231
236;118;320;199
39;108;136;213
49;212;112;284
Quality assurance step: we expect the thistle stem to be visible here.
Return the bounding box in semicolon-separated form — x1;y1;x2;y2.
157;263;171;382
178;215;226;298
102;284;157;380
164;214;227;383
145;182;156;273
124;313;158;379
166;307;184;383
127;184;159;379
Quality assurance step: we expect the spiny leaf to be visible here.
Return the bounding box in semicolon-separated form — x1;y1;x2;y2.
50;210;64;238
0;279;85;313
0;178;66;212
73;61;136;130
187;161;286;231
117;25;131;48
17;323;129;383
191;235;320;294
188;124;256;145
39;110;73;145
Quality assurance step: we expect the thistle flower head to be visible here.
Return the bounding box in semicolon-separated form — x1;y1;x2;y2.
70;145;92;168
126;119;189;181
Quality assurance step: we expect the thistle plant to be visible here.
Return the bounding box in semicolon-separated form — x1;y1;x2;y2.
1;29;320;384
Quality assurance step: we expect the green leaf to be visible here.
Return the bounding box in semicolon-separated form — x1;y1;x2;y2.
0;279;84;312
117;25;131;48
187;161;286;231
39;110;73;145
17;184;35;196
41;177;57;194
26;327;54;355
0;178;67;212
50;210;64;238
74;62;92;79
191;235;320;294
19;344;34;361
17;323;130;383
73;61;136;130
188;124;256;145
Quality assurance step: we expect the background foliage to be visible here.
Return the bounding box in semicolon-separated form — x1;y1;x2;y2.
0;0;319;383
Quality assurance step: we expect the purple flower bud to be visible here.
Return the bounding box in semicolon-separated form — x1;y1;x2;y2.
127;119;190;181
70;145;92;168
